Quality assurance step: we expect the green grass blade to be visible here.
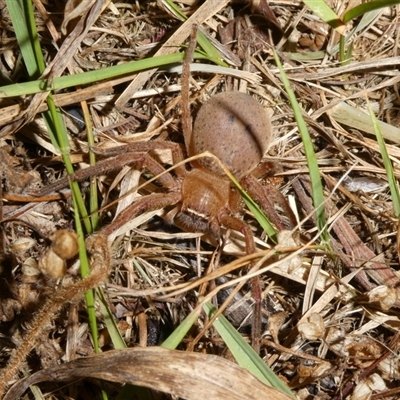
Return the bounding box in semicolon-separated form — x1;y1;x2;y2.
353;7;385;34
302;0;346;33
367;102;400;217
80;102;100;230
5;0;43;78
162;0;187;20
299;7;383;60
339;1;399;63
0;51;208;97
161;308;202;349
273;51;328;242
72;194;100;353
43;90;92;232
196;31;224;66
343;0;400;24
96;287;126;349
242;193;277;243
227;172;277;242
6;0;91;232
162;0;224;65
203;302;295;398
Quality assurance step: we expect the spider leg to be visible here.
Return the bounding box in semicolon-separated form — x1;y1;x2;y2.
264;184;297;228
238;174;297;352
34;147;184;238
241;174;294;231
93;141;187;177
97;147;186;237
219;214;262;353
35;149;180;196
101;191;181;237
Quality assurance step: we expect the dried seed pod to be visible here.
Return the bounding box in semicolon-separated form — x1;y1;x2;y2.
38;230;79;279
297;359;332;382
38;249;66;280
21;257;40;277
49;230;79;260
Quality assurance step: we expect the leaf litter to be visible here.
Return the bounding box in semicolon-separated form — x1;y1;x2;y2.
1;1;400;399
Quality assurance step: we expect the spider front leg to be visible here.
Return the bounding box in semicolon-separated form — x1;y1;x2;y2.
92;141;187;178
35;140;184;197
92;144;187;237
227;174;294;352
101;191;182;237
36;142;187;239
35;152;161;196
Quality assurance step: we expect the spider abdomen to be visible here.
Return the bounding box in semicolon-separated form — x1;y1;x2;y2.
192;91;271;178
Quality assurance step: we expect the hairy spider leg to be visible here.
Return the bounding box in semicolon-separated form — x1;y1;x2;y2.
36;144;184;197
218;213;262;352
241;174;296;230
93;141;187;177
101;192;182;237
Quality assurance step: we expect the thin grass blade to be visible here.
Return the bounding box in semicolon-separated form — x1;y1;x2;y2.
203;302;295;398
161;0;224;65
5;0;43;78
161;308;202;350
302;0;346;34
343;0;400;24
227;172;277;242
273;51;328;243
0;52;209;97
96;287;126;349
367;101;400;217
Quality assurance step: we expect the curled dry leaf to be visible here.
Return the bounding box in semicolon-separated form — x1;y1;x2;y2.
327;331;383;367
10;237;36;256
61;0;96;35
367;285;398;311
298;313;325;341
269;311;288;344
21;257;40;277
377;355;400;380
4;347;294;400
351;373;387;400
275;230;302;273
297;360;332;382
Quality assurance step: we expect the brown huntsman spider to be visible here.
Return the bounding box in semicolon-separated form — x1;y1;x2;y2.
37;52;294;351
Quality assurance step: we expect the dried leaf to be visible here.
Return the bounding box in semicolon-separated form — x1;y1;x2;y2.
61;0;96;35
298;313;325;341
4;347;293;400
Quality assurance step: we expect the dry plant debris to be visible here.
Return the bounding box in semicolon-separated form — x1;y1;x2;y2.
3;347;294;400
1;1;400;399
